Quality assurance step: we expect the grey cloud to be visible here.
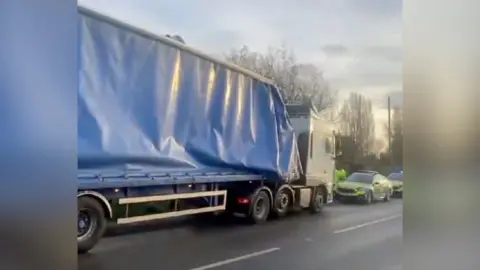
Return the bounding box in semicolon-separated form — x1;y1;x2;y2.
349;0;402;19
79;0;402;116
197;29;245;49
328;54;402;90
387;90;403;108
366;89;403;110
363;46;402;62
296;63;320;73
328;62;402;108
373;90;403;109
331;73;402;89
295;63;325;81
321;44;349;56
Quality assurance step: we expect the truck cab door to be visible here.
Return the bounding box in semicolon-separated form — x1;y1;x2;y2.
324;135;336;184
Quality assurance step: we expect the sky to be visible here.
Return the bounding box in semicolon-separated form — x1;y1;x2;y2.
78;0;402;143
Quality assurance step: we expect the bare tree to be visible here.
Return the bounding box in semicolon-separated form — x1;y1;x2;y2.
339;92;376;159
387;107;403;166
225;45;336;112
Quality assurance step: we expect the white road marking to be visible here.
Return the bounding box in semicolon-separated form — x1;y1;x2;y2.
333;214;402;234
189;247;281;270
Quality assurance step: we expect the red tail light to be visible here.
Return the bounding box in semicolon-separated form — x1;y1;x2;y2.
237;197;250;204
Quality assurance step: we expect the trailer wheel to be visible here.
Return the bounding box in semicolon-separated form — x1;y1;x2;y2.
309;186;324;214
248;190;271;224
272;186;292;218
78;196;107;254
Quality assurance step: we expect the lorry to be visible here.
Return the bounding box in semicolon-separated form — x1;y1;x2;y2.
77;6;339;253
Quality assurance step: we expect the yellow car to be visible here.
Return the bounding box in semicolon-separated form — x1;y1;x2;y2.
334;171;393;204
387;172;403;198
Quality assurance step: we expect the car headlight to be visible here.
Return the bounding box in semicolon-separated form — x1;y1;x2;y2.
356;187;364;191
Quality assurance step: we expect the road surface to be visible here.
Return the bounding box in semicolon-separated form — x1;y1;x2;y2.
79;200;402;270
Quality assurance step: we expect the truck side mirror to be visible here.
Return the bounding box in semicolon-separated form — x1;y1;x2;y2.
335;139;341;151
333;137;342;157
331;151;342;160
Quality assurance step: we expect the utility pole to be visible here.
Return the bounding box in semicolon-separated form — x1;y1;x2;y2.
387;96;392;165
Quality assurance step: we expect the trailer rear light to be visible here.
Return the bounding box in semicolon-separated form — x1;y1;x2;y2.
237;197;250;204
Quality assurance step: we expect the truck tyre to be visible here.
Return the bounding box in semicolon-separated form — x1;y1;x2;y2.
272;186;292;218
78;196;107;254
309;186;324;214
248;190;271;224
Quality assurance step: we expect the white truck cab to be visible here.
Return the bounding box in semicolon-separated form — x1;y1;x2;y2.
286;104;338;203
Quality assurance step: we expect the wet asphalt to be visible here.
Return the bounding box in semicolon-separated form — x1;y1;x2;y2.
79;199;403;270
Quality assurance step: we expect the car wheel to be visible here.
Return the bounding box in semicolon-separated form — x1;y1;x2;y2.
363;191;373;205
383;189;391;202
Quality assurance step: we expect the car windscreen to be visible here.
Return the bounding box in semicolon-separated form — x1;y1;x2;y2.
345;173;373;184
387;173;403;181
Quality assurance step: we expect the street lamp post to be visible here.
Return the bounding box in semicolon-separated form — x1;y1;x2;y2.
387;96;393;166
